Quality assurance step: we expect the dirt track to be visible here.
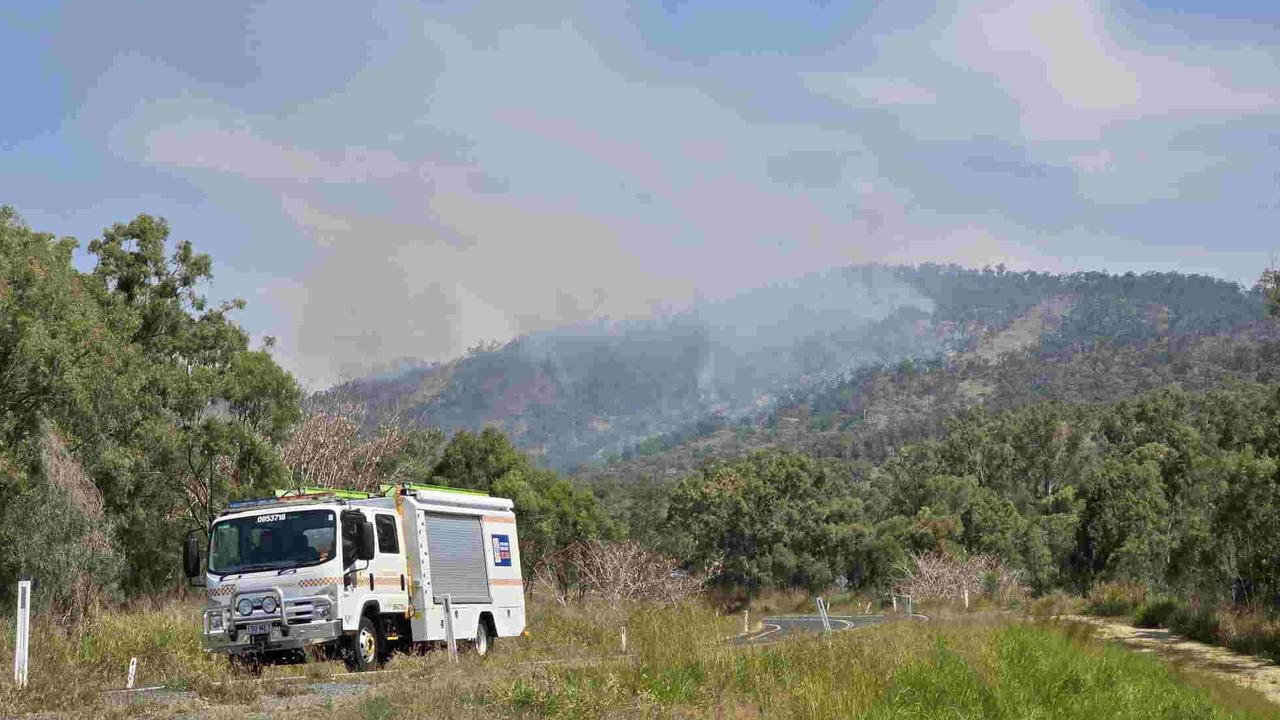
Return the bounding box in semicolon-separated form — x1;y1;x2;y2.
1060;615;1280;707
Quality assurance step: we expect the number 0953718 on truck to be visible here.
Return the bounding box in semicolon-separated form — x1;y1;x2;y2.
182;483;526;670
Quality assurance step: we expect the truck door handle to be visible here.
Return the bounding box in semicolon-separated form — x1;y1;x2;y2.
400;574;405;591
368;573;374;591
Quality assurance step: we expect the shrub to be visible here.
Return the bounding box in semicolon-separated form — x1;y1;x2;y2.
1133;597;1181;629
893;552;1028;605
530;540;710;605
1217;610;1280;663
1084;581;1147;617
1026;592;1083;618
1169;603;1222;644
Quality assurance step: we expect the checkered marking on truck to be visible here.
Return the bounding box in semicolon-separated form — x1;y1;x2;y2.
298;577;341;588
207;585;236;598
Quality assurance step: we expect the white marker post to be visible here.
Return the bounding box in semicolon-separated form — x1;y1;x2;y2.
126;657;138;690
443;594;458;661
620;625;628;654
963;587;970;610
816;597;832;633
742;609;749;634
13;580;30;688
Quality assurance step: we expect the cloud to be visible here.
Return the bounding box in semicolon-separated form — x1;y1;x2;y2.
28;0;1278;386
802;74;938;106
145;122;411;183
1068;150;1114;174
952;0;1278;141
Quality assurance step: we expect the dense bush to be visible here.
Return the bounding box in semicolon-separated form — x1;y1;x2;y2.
1133;597;1181;629
1085;581;1148;617
1169;603;1223;645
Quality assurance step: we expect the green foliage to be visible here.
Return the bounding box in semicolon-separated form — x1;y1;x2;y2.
1170;603;1223;645
666;452;866;591
0;207;301;602
647;379;1280;602
0;451;123;615
1134;597;1181;628
429;427;617;571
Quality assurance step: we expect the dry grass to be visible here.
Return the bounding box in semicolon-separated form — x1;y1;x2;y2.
2;597;1277;719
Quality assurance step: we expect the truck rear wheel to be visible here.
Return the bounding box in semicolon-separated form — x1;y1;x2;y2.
344;616;381;672
473;619;495;657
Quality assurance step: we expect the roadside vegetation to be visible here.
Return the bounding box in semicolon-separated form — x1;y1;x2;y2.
1081;581;1280;666
4;598;1280;719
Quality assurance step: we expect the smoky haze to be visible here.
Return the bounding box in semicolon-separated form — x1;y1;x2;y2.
370;264;947;470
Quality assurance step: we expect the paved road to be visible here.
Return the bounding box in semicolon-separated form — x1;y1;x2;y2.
734;614;923;646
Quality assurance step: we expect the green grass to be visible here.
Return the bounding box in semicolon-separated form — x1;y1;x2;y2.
289;605;1279;720
3;597;1278;719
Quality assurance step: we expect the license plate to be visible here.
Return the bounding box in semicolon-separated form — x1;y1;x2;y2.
247;622;271;636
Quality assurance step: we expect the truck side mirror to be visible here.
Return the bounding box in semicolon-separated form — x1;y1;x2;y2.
357;520;376;561
183;530;202;579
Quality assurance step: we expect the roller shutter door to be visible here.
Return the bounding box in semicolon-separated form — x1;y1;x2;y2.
424;512;492;604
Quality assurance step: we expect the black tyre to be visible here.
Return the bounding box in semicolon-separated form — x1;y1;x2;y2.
344;615;381;672
473;619;495;657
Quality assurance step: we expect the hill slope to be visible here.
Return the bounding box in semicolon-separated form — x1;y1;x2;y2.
580;320;1280;484
342;264;1264;472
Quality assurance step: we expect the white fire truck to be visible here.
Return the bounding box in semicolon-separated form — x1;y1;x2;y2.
183;483;525;670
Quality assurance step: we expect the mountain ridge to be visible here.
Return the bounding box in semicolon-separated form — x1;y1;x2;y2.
337;263;1265;472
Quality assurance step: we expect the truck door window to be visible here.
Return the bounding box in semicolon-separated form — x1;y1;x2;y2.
375;514;399;554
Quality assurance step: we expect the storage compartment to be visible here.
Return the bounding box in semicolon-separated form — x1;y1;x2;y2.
423;512;492;604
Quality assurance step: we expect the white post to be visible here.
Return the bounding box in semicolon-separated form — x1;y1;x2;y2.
817;597;832;633
126;657;138;690
620;626;627;654
963;587;970;610
13;580;30;688
864;601;872;614
892;595;897;612
742;609;749;634
443;594;458;661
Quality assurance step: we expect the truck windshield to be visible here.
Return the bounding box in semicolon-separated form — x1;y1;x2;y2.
208;509;337;575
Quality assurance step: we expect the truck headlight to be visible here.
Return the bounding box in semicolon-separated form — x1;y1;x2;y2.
206;610;225;633
262;596;278;614
237;598;254;616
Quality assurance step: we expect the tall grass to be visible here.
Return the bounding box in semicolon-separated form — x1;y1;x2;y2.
290;604;1279;719
0;600;345;717
3;597;1278;718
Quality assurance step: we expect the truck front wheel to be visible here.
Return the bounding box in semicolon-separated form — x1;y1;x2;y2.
344;616;381;672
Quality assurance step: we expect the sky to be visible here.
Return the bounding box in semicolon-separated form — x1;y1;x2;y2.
1;0;1279;387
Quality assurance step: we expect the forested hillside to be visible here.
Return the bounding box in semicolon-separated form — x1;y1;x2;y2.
617;382;1280;602
583;321;1280;484
347;265;1264;472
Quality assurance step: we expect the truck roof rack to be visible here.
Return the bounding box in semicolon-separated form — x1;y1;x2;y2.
220;487;372;514
278;487;378;500
380;482;489;497
220;483;487;516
